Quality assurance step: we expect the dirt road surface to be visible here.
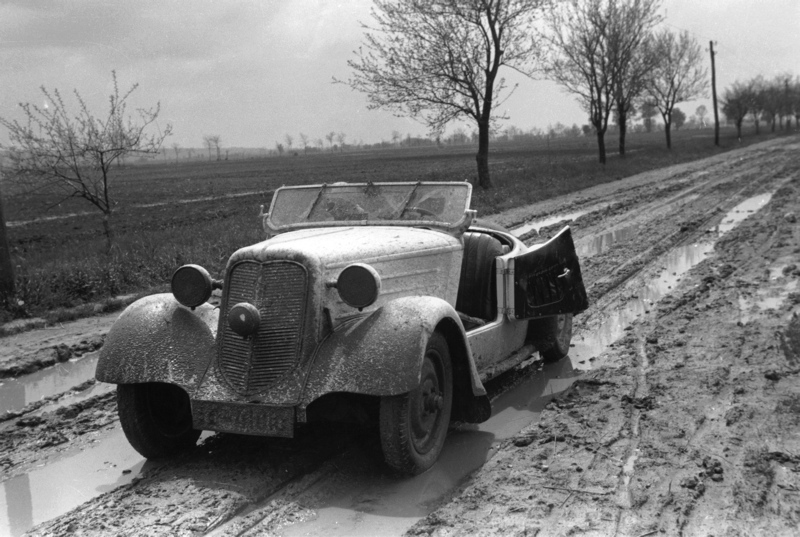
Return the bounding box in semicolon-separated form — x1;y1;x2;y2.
1;136;799;536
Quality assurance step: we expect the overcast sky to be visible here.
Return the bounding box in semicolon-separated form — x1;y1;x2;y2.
1;0;798;148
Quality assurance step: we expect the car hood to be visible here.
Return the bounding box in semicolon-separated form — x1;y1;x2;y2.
229;226;462;268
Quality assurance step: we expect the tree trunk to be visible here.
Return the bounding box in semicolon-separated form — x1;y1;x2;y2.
618;110;627;157
664;121;672;149
595;129;607;165
475;119;492;189
736;121;742;140
102;212;114;255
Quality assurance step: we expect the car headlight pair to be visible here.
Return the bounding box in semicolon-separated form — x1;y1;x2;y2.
172;262;381;337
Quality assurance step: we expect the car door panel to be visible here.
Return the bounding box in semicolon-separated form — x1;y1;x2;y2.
508;226;588;319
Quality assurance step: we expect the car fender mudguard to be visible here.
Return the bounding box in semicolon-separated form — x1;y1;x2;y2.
301;296;486;406
95;293;218;391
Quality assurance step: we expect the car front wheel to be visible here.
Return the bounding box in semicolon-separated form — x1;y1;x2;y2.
379;332;453;475
117;382;201;458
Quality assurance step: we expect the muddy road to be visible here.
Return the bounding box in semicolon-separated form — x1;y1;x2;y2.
1;136;799;536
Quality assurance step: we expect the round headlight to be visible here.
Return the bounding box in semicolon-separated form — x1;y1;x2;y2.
171;264;213;308
228;302;261;338
337;263;381;309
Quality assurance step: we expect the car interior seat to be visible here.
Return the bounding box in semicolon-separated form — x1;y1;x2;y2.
456;232;504;323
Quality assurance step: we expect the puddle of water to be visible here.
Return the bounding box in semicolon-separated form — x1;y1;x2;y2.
279;359;580;537
570;242;715;369
0;354;101;415
577;225;638;258
0;425;146;537
511;210;589;237
716;193;773;235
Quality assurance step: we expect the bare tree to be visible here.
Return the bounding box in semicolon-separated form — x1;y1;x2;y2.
299;133;309;153
336;132;347;150
644;29;708;149
314;137;324;150
760;77;783;132
344;0;547;189
391;130;401;145
171;142;181;162
0;72;171;251
547;0;658;163
325;131;335;149
284;134;294;153
203;135;221;160
695;104;708;127
721;81;752;139
275;142;284;156
639;100;658;132
608;0;662;157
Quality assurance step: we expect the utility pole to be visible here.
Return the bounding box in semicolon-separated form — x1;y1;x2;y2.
710;40;720;147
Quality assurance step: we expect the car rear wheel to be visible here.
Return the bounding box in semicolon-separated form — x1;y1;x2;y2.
379;332;453;475
117;383;200;459
531;313;573;363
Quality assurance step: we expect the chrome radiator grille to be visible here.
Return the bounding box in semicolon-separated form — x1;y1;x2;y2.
218;260;307;395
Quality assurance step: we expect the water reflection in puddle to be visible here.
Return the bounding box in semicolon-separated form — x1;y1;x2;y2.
717;193;773;234
0;426;147;537
280;359;579;537
0;354;101;416
577;225;638;258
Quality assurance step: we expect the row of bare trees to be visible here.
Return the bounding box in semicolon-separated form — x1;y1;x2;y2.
344;0;711;186
546;0;707;163
722;74;800;139
276;132;347;155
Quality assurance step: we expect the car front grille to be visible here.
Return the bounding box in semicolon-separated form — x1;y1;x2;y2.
218;260;307;396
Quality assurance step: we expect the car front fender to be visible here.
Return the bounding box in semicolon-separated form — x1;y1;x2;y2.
301;296;486;405
95;293;218;391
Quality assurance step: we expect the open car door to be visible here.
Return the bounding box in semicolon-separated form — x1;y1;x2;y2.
507;226;589;319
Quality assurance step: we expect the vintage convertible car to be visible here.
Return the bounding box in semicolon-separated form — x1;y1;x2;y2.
96;181;587;474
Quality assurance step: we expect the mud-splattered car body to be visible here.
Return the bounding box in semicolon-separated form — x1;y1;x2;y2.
96;181;588;473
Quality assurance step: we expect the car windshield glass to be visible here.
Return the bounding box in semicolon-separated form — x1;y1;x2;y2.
268;183;471;227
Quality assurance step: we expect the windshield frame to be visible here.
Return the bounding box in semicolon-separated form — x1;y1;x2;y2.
264;182;474;235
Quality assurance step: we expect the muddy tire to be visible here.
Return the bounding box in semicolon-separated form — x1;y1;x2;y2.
379;332;453;475
117;383;200;459
531;313;573;363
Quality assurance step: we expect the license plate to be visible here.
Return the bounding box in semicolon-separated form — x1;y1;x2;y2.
191;400;295;437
